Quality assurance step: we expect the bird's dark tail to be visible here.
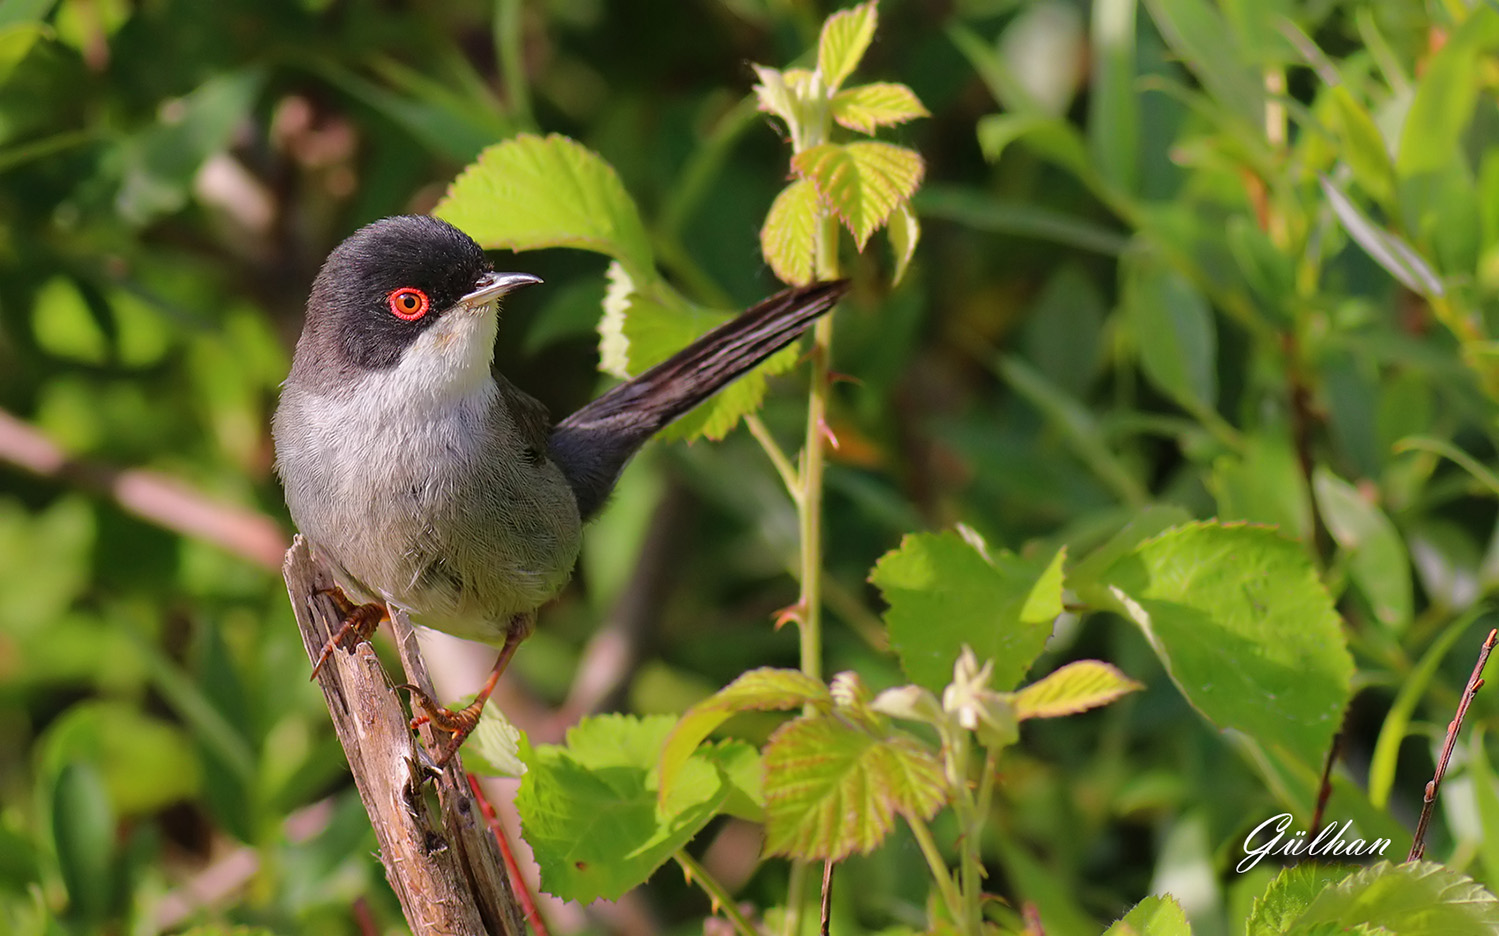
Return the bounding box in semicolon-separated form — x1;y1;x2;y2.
549;279;850;519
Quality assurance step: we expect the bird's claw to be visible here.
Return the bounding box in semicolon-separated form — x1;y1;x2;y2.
395;683;481;769
308;588;388;680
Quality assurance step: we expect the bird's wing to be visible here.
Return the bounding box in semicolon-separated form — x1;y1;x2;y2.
494;371;553;458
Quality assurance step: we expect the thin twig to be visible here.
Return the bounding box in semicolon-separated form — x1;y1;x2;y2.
469;772;549;936
1308;731;1343;839
745;412;801;498
819;859;834;936
0;408;286;568
675;849;756;936
1408;627;1498;861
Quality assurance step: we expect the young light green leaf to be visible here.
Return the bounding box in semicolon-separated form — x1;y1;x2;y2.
888;201;918;286
657;668;830;808
1103;522;1353;768
793;141;924;250
762;179;820;286
870;529;1064;693
1246;863;1348;936
1294;862;1499;935
1103;894;1191;936
1319;174;1443;298
830;82;929;135
435;133;655;276
1311;468;1411;632
1013;660;1142;720
461;702;526;778
1330;86;1394;208
598;261;636;378
817;1;878;92
752;64;799;129
518;714;736;904
1395;22;1482;180
762;715;944;861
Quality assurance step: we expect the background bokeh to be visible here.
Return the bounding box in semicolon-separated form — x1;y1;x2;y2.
4;0;1499;933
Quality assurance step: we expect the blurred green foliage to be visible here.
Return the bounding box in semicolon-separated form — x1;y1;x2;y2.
6;0;1499;933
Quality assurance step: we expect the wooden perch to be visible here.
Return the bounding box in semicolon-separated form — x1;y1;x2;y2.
283;536;527;936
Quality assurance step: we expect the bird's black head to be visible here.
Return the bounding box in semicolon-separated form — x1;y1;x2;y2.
289;215;538;391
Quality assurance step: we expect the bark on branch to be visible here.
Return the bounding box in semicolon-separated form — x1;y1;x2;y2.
283;536;526;936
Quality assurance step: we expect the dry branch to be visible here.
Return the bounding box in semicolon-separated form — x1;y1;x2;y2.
283;536;526;935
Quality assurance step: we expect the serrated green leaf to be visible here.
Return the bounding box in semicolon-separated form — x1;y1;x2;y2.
762;715;944;861
596;264;798;441
793;141;924;250
1103;522;1353;767
762;179;820;286
1247;863;1348;936
518;714;735;903
871;529;1064;693
1319;175;1443;298
658;668;830;808
1103;894;1191;936
830;82;929;134
1014;660;1142;720
461;702;526;778
752;63;799;128
888;201;918;286
436;133;654;276
1311;468;1411;632
1293;862;1499;935
817;1;877;91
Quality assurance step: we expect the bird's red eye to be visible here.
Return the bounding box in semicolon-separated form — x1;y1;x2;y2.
388;287;429;321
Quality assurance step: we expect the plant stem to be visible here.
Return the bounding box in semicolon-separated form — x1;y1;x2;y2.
676;850;757;936
906;814;964;924
746;413;802;500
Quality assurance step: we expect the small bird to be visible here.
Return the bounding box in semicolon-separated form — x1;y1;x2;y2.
273;214;847;764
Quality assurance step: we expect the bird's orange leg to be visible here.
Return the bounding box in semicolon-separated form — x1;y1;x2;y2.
398;612;533;768
309;587;389;680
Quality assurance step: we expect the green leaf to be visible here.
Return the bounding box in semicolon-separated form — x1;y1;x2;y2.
1311;468;1411;632
1319;175;1443;298
436;133;655;276
762;715;945;861
870;528;1064;693
38;701;200;815
793;141;924;250
1330;86;1395;208
517;714;740;903
51;763;115;924
0;22;47;86
596;262;797;441
1103;894;1191;936
657;668;830;808
817;1;877;92
761;179;820;286
1246;863;1349;936
1142;0;1263;126
830;82;929;135
1103;522;1353;767
1470;731;1499;892
887;201;918;286
1395;17;1488;181
752;64;800;129
976;113;1093;181
1125;255;1217;410
1087;0;1141;197
1013;660;1142;719
462;702;526;778
1294;862;1499;935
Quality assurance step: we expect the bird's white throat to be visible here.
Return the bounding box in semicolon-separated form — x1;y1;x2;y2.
387;301;499;409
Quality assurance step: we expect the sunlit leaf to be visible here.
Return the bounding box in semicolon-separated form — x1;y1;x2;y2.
658;668;830;808
462;703;526;778
887;201;918;286
1103;894;1191;936
793;141;924;250
1103;522;1353;767
1246;863;1348;936
830;82;928;135
761;178;820;286
518;714;744;903
1295;862;1499;935
752;63;798;129
436;133;655;276
762;714;944;861
817;1;877;91
1014;660;1142;720
870;529;1064;693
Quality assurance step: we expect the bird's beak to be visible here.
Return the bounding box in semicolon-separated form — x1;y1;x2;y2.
461;271;543;310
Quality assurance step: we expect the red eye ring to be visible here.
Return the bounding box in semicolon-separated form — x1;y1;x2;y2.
388;287;430;321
